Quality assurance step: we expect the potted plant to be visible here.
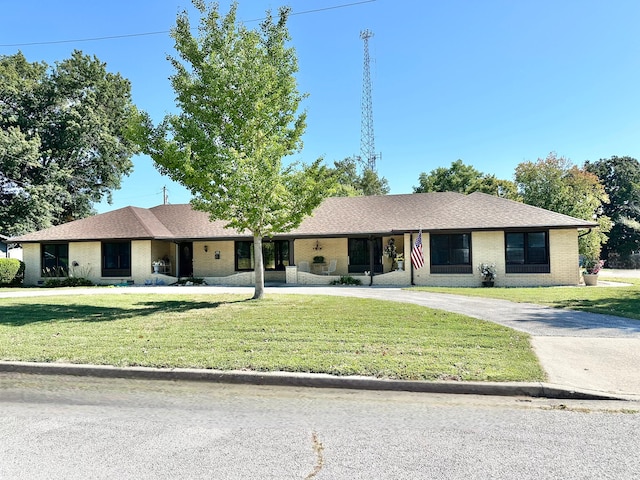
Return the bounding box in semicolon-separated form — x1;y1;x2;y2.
313;255;325;264
396;253;404;271
477;263;496;287
152;259;164;274
582;258;604;286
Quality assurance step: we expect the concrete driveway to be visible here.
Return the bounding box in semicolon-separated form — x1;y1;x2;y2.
2;279;639;399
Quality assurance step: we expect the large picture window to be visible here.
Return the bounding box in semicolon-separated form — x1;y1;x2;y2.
235;240;290;271
430;233;472;274
102;241;131;277
505;231;549;273
41;243;69;277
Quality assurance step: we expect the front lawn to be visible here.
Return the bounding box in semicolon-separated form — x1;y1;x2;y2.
0;294;543;382
410;277;640;320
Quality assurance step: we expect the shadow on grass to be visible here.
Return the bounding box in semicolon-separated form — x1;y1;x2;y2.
0;298;251;326
552;294;640;321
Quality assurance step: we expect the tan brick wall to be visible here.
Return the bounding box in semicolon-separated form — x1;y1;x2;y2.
204;271;255;286
193;240;236;277
371;269;410;285
21;228;582;287
549;229;581;285
22;243;41;285
410;229;581;287
131;240;152;284
294;238;348;276
69;241;102;283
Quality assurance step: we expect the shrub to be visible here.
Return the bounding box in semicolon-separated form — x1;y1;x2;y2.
0;258;24;285
330;275;362;286
43;276;93;288
176;277;205;285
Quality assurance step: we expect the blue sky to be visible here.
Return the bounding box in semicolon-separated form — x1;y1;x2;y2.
2;0;640;213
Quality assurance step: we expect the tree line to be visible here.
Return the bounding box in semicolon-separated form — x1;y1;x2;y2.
412;155;640;266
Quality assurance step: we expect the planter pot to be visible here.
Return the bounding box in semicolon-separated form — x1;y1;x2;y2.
583;273;598;286
153;265;160;274
482;280;495;287
397;260;404;271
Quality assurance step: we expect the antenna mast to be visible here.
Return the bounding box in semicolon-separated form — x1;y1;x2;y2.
360;29;378;171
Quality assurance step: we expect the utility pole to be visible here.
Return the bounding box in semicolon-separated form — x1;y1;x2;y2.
162;186;168;205
360;29;378;172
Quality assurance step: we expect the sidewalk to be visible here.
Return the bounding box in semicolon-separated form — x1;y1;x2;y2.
2;284;639;401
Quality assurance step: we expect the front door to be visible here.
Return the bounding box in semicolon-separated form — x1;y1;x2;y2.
178;242;193;277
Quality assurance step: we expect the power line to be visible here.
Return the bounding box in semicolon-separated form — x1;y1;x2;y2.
0;0;376;48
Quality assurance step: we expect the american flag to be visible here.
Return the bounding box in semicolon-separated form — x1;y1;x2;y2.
411;230;424;269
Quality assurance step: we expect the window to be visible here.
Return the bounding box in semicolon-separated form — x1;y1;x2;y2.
235;240;290;271
42;243;69;277
102;241;131;277
430;233;472;274
505;231;549;273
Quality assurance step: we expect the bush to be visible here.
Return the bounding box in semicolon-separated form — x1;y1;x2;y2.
43;276;93;288
607;252;640;269
176;277;205;285
0;258;24;285
330;275;362;286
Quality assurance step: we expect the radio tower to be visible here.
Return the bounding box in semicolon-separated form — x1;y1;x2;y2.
360;29;378;171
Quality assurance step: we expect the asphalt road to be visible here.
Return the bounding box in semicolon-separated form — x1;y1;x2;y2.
1;373;639;480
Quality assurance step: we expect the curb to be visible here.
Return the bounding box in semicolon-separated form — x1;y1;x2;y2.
0;361;628;401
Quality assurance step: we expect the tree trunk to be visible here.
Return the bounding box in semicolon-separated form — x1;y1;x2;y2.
253;235;265;299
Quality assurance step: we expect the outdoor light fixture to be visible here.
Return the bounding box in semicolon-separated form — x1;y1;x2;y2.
215;251;221;259
204;245;209;253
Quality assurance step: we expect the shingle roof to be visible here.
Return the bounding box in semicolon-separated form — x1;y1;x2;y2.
149;204;243;239
10;206;174;242
10;192;597;243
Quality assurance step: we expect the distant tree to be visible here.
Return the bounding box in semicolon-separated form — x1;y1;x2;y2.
327;157;389;196
468;174;520;200
134;1;332;299
359;166;390;196
328;158;361;197
0;51;138;236
585;156;640;263
413;159;519;200
515;152;611;259
414;160;481;193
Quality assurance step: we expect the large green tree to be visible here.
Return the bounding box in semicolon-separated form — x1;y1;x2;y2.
585;156;640;263
414;159;520;200
328;157;389;197
515;153;611;259
134;1;332;299
0;51;138;236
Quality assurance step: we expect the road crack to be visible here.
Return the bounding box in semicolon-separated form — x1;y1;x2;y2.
305;431;324;479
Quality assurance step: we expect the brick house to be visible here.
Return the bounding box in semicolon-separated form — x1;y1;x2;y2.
10;192;596;287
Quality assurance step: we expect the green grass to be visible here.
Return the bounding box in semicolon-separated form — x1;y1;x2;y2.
0;294;543;382
410;277;640;320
